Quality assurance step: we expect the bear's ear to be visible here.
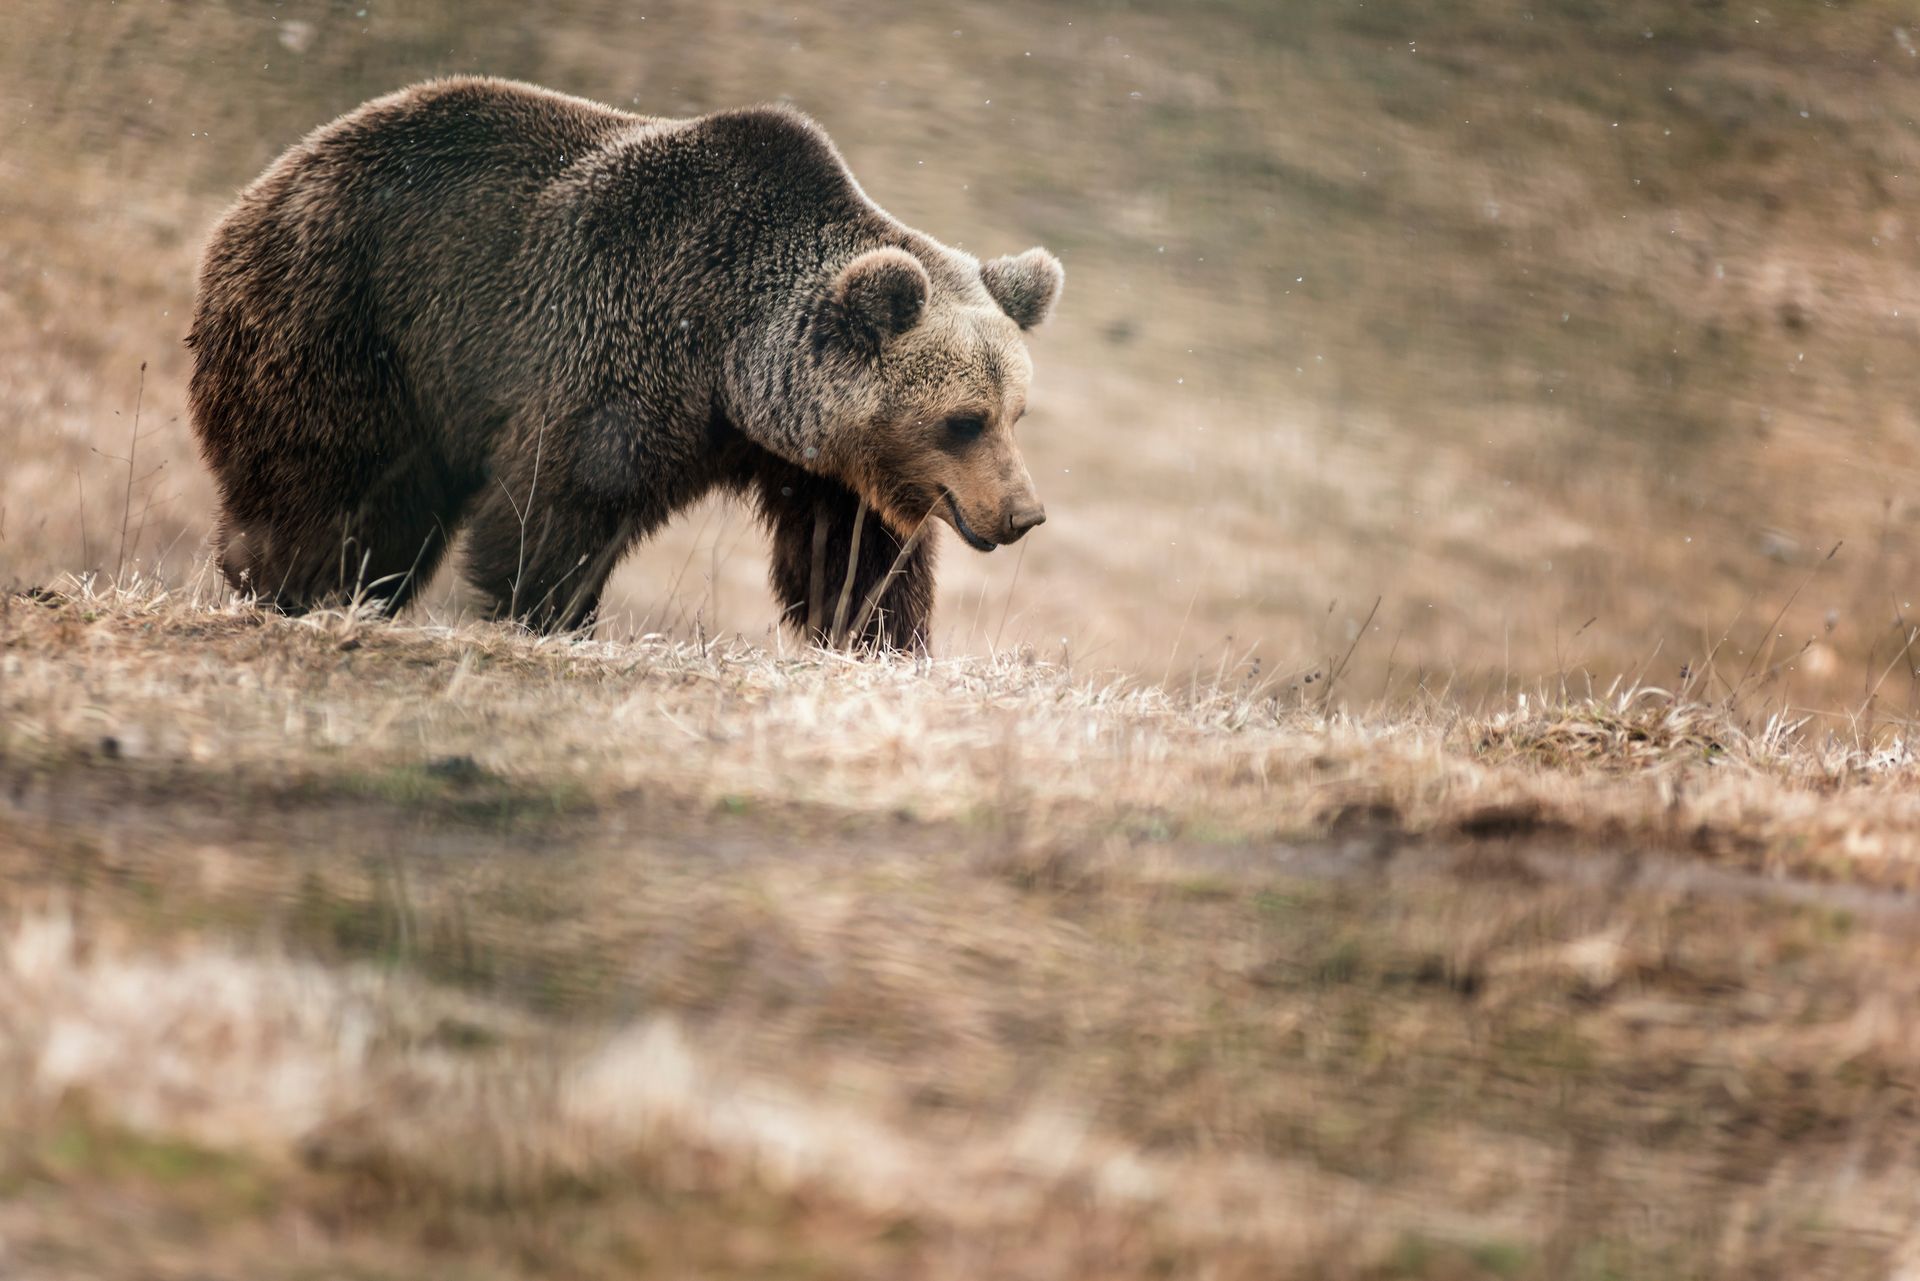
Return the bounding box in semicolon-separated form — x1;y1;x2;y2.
828;247;930;351
981;248;1064;329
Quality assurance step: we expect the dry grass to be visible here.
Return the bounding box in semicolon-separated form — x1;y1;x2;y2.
9;571;1920;882
6;581;1920;1277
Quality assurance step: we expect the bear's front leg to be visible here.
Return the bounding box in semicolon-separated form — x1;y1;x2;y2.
461;466;636;633
754;462;935;652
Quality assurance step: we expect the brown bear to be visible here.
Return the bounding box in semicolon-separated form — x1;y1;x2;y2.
186;76;1062;648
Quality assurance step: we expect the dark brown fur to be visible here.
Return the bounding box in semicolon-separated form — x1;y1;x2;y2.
187;77;1061;647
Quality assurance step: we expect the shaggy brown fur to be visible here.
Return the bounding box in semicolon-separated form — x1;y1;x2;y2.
186;76;1062;646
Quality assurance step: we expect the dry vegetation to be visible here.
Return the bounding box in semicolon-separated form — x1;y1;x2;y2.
7;579;1920;1278
8;2;1920;1277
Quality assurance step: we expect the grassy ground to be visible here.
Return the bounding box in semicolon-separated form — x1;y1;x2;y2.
7;579;1920;1278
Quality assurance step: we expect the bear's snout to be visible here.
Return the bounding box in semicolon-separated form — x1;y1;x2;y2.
1004;504;1047;542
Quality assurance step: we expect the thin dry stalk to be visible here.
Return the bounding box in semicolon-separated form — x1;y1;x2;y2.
659;501;718;633
1734;540;1842;695
549;512;643;631
114;361;146;583
846;506;936;645
993;539;1029;653
73;470;88;569
1158;579;1200;690
828;499;868;646
806;504;831;637
1860;626;1920;716
1323;595;1382;713
1685;589;1759;702
509;416;550;620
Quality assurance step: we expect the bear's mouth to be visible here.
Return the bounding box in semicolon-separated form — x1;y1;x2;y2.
945;493;997;553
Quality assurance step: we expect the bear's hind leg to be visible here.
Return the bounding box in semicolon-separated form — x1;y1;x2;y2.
192;278;476;616
217;446;474;616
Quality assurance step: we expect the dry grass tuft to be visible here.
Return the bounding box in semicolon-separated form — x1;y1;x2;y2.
1471;686;1739;771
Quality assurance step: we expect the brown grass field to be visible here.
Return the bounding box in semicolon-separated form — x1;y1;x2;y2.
8;2;1920;1277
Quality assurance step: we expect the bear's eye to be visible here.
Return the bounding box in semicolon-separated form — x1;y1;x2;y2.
943;414;987;444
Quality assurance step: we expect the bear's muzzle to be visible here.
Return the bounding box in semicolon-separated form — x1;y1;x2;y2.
1004;504;1047;543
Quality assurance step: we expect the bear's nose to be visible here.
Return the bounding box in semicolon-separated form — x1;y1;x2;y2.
1005;505;1047;541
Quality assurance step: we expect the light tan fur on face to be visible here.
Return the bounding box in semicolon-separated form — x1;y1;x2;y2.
835;283;1046;551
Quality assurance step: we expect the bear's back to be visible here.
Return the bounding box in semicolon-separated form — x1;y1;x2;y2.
193;78;911;431
281;79;869;244
292;77;643;198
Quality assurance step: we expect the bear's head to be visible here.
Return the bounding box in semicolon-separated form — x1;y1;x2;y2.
762;241;1064;551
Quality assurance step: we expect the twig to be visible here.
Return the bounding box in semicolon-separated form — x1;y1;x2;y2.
391;518;448;613
709;504;727;634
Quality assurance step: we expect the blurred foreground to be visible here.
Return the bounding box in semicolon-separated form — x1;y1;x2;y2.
7;584;1920;1277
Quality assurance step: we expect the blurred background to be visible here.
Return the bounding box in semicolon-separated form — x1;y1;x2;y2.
5;0;1920;709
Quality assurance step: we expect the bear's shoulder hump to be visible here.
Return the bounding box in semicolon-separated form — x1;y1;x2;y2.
693;106;846;172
